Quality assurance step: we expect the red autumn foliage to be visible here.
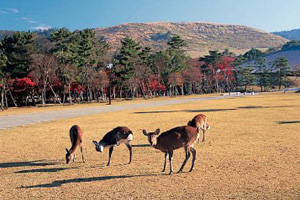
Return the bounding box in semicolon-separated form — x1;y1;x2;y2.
70;83;85;94
9;77;36;94
215;56;235;81
148;76;166;92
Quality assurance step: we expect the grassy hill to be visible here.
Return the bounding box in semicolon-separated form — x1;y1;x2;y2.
94;22;288;57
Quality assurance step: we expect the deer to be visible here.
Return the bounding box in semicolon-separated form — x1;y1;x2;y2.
65;125;85;164
187;114;210;142
142;126;198;175
92;126;133;166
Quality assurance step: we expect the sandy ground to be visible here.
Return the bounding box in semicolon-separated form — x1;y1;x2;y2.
0;92;299;199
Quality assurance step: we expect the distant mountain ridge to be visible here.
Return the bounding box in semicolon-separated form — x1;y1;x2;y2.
94;22;288;57
273;28;300;40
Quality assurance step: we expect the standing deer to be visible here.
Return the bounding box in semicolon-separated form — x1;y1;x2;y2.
92;126;133;166
65;125;85;164
187;114;210;142
142;126;198;175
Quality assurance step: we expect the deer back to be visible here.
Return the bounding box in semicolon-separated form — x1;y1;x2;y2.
156;126;198;151
69;125;83;151
101;126;133;145
190;114;207;129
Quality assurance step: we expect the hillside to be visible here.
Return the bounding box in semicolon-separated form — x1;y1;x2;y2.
273;28;300;40
94;22;288;57
243;46;300;71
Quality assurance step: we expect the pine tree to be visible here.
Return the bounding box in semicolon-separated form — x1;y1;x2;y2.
273;57;290;89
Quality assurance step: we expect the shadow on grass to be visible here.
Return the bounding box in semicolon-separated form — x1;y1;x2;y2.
14;167;78;174
132;144;151;148
184;108;237;112
0;160;58;168
133;110;178;114
21;173;159;188
277;121;300;124
133;108;237;114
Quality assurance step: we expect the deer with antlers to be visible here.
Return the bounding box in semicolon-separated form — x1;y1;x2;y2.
142;126;198;175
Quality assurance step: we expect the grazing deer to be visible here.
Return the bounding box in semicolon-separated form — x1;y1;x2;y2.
92;126;133;166
142;126;198;175
65;125;85;164
187;114;210;142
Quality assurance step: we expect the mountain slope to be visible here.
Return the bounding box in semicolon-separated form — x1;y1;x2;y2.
273;29;300;40
94;22;288;57
243;46;300;71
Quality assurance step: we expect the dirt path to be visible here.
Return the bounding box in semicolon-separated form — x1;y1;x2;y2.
0;95;248;129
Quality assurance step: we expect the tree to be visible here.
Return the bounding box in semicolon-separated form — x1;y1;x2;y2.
254;57;270;92
242;48;264;61
1;32;36;78
273;57;290;89
236;65;255;91
200;51;223;92
114;37;142;98
31;54;60;104
51;28;78;104
0;41;8;110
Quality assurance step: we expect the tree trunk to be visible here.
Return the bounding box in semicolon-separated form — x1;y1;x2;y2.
1;86;4;111
8;87;17;107
68;83;72;104
49;84;62;104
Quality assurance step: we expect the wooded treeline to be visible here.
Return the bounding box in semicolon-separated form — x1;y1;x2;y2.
0;28;298;109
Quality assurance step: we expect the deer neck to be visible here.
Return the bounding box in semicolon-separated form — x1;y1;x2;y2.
151;138;161;150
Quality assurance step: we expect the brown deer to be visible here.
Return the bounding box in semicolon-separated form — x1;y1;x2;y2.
92;126;133;166
187;114;210;142
142;126;198;175
65;125;85;164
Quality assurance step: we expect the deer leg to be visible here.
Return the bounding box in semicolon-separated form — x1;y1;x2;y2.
125;143;132;164
202;130;206;142
168;150;174;175
80;146;85;163
189;147;197;172
162;152;168;172
178;146;191;173
107;147;114;166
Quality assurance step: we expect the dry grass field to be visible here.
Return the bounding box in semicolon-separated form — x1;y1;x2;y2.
0;92;299;199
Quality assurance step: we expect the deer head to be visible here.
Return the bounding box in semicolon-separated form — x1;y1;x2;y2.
92;140;104;153
142;128;160;146
65;148;73;164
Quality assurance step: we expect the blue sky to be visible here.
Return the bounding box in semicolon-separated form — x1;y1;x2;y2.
1;0;300;32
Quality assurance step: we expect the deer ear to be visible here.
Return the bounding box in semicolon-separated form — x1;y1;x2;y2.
142;129;148;136
155;128;160;135
92;140;98;145
65;148;69;153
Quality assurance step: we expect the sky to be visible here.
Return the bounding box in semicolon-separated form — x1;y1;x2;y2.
0;0;300;32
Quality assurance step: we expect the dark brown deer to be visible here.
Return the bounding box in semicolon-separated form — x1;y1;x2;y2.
65;125;85;164
187;114;210;142
142;126;198;175
92;126;133;166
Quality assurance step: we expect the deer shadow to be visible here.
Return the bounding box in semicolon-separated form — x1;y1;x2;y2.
21;173;159;188
0;160;59;168
133;110;178;114
132;144;151;148
184;108;237;112
277;121;300;124
14;167;79;174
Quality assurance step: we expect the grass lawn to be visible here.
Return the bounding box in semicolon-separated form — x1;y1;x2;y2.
0;92;299;199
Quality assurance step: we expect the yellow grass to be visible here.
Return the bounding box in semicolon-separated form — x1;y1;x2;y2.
0;93;299;199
